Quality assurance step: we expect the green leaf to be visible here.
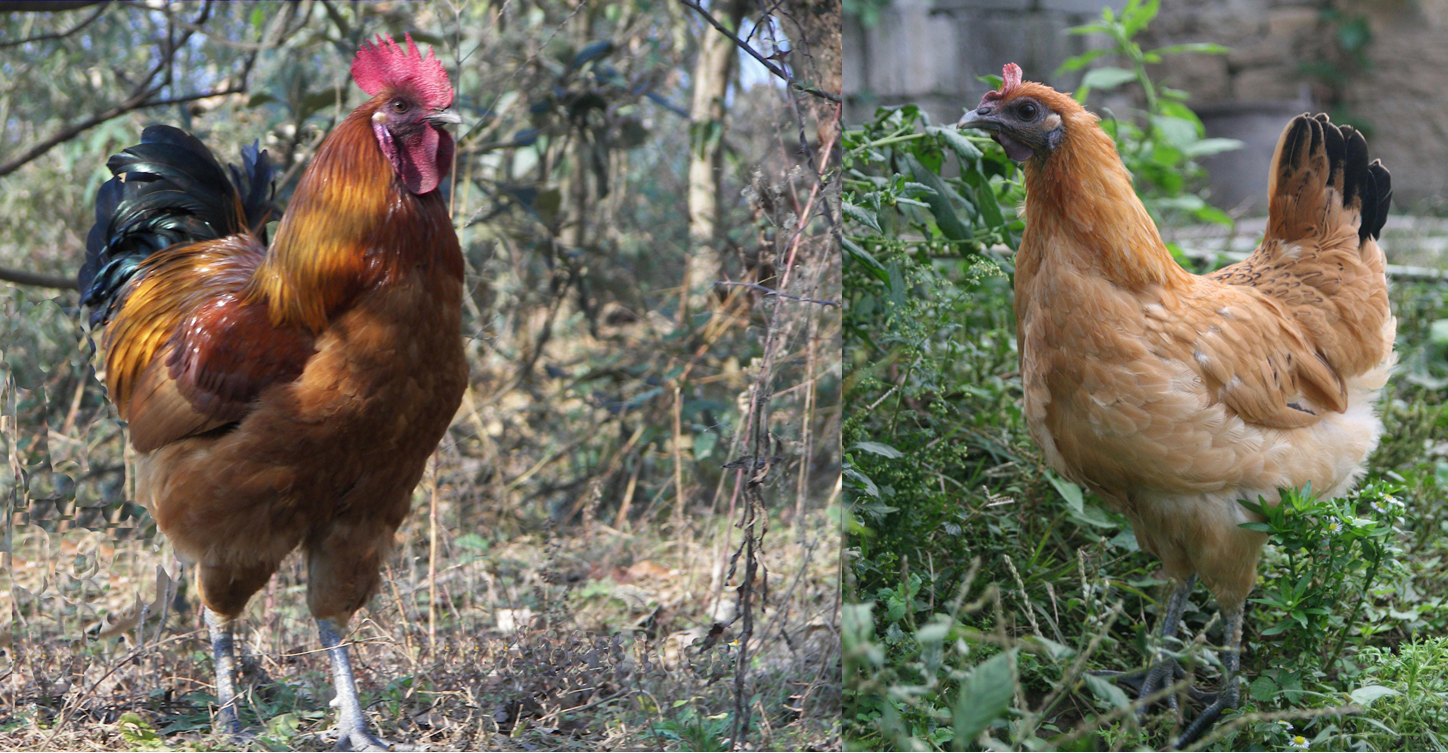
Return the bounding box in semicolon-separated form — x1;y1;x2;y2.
455;533;490;551
928;125;983;163
1083;673;1131;709
1046;471;1084;514
953;652;1015;746
694;431;718;460
963;170;1005;231
1024;635;1076;662
1056;49;1108;74
1151;114;1200;148
1183;137;1244;157
1067;22;1110;36
1157;100;1203;125
1124;0;1161;36
905;154;971;242
1073;504;1119;528
851;441;904;459
842;603;884;667
899;181;939;199
1349;684;1400;707
1428;318;1448;345
916;614;953;644
118;713;164;749
1080;67;1138;92
1150;42;1231;56
1249;675;1279;702
1107;527;1139;551
844;466;881;499
843;201;882;232
1193;204;1234;226
843;237;889;280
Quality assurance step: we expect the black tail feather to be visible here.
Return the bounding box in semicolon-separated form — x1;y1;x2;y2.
1291;113;1391;245
79;125;278;326
1364;159;1392;243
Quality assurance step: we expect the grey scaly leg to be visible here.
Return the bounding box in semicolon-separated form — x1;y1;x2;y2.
1173;605;1243;749
1137;574;1197;707
204;608;244;738
316;618;392;752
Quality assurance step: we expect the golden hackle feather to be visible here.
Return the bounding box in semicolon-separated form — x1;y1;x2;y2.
244;95;462;333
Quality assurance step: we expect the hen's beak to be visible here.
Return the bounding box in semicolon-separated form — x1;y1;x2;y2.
958;105;1038;163
957;108;1000;132
427;108;462;127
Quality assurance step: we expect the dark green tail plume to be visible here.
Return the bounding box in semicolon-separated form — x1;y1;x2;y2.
79;125;278;326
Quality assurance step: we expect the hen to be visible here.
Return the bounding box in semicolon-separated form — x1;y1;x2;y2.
79;34;466;750
959;64;1393;746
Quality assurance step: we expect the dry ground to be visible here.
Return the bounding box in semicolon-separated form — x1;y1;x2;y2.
2;451;839;751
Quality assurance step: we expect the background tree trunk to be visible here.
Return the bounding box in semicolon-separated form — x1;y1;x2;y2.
683;0;748;317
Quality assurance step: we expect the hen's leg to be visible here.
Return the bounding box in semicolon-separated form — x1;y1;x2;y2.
1102;575;1196;706
204;608;245;737
316;618;392;752
1136;574;1197;705
1173;605;1242;749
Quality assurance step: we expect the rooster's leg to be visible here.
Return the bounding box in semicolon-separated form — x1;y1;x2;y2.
316;618;392;752
1173;605;1242;749
1136;574;1197;707
203;607;245;738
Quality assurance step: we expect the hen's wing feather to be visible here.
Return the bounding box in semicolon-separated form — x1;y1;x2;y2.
1189;113;1392;429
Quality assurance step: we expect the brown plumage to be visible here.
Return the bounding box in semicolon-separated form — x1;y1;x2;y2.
960;64;1393;747
81;34;465;750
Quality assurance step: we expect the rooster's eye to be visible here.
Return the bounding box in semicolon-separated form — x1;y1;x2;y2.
1019;102;1038;119
391;100;409;113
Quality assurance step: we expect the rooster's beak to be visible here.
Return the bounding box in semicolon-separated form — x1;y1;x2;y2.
427;108;462;128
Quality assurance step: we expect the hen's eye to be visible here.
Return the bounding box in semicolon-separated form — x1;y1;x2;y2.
1019;102;1038;119
391;100;409;113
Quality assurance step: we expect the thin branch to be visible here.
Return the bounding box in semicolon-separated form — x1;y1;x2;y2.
0;2;105;49
677;0;840;103
715;281;838;307
0;1;106;11
0;266;77;290
0;86;246;179
0;1;241;180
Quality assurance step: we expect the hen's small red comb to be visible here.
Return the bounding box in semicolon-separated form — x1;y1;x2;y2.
351;33;453;110
980;63;1023;108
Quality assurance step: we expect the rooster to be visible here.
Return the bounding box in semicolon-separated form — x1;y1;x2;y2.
959;64;1393;746
79;34;466;750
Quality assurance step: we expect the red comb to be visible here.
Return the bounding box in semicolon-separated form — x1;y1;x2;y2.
980;63;1023;108
350;33;453;110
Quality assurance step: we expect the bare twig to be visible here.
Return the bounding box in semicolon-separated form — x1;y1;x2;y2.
0;2;105;48
0;1;106;12
0;266;77;290
0;85;248;179
677;0;840;103
714;280;839;307
0;2;254;179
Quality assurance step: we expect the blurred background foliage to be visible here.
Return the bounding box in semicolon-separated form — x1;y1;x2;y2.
0;1;841;749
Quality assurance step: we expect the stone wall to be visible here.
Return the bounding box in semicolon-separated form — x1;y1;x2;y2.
1339;0;1448;208
844;0;1120;127
846;0;1448;209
